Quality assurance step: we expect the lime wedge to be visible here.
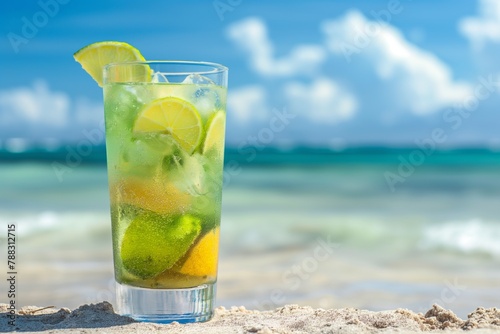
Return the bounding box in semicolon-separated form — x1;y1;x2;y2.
73;41;148;87
133;97;203;154
121;214;202;279
202;111;226;158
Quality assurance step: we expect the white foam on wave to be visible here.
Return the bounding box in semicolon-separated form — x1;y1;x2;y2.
420;219;500;256
0;210;110;240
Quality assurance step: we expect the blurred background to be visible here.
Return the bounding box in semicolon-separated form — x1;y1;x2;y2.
1;0;500;318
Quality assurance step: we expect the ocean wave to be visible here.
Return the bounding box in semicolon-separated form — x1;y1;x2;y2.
420;219;500;256
0;211;110;240
3;210;500;261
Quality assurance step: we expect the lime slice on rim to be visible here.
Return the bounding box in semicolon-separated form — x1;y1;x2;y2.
73;41;149;87
133;97;203;154
203;111;225;158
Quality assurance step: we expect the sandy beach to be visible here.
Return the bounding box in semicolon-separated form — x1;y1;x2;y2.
2;302;500;333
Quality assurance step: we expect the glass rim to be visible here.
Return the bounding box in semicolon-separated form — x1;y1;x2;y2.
104;60;228;76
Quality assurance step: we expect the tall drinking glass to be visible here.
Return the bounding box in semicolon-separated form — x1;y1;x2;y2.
102;61;227;323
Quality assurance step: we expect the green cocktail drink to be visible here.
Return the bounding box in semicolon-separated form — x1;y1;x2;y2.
103;62;227;323
74;42;227;323
104;80;226;290
103;63;228;326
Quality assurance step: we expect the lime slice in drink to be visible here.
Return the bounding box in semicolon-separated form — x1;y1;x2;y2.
133;97;203;154
202;111;225;158
73;41;148;87
121;213;202;279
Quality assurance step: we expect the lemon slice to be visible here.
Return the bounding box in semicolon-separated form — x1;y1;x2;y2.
73;41;148;87
133;97;203;154
202;111;225;158
110;177;190;215
179;227;219;277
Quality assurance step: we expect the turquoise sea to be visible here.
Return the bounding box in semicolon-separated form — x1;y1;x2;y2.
1;146;500;318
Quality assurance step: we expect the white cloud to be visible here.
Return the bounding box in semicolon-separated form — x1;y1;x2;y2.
0;80;104;140
227;85;268;123
226;17;326;77
0;80;69;127
322;11;473;115
459;0;500;50
284;77;357;124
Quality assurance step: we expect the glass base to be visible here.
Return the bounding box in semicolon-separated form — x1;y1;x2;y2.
115;282;216;323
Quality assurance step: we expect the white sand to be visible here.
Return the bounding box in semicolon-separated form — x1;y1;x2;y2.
2;302;500;333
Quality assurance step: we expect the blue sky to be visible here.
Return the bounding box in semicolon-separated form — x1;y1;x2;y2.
1;0;499;149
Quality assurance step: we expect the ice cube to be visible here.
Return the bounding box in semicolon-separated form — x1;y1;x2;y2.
151;71;169;83
172;152;207;196
120;138;163;174
177;76;225;121
104;85;146;133
182;74;215;85
192;88;218;118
